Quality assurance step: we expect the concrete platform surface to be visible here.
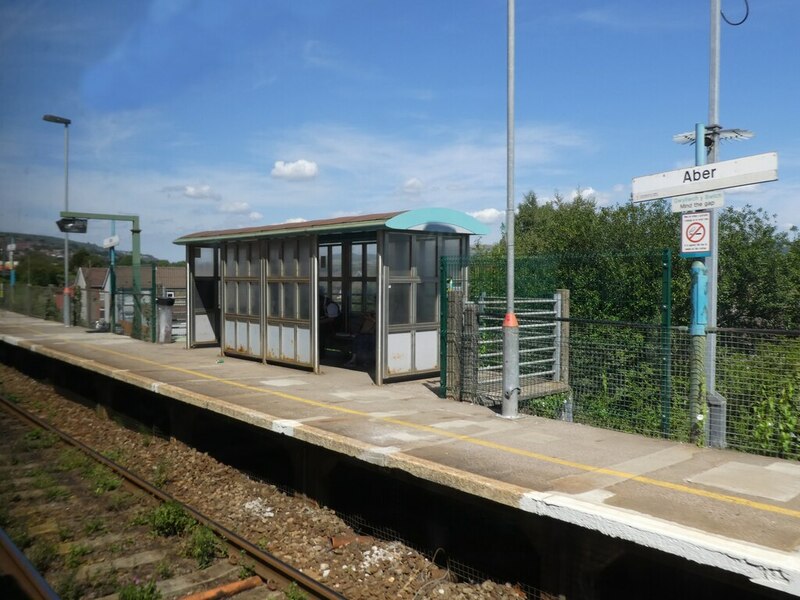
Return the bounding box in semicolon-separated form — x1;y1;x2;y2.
1;311;799;595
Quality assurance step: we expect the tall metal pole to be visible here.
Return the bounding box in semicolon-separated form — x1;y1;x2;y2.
502;0;520;418
706;0;721;399
44;114;73;326
110;221;116;333
63;122;70;326
47;118;73;328
132;217;142;339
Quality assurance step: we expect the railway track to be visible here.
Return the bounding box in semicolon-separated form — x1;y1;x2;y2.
0;393;345;600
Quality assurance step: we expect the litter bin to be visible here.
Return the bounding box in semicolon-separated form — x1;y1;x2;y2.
156;297;175;343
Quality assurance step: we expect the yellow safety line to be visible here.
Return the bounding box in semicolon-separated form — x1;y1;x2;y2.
43;340;800;521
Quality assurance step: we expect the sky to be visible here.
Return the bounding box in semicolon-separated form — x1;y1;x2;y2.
1;0;798;261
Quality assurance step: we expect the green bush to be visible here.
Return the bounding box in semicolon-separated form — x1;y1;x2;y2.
185;525;225;568
150;501;195;537
119;579;161;600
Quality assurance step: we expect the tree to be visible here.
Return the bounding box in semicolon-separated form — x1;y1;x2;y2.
488;192;796;328
718;206;799;329
20;252;62;286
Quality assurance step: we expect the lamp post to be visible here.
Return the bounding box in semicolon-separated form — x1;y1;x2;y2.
43;114;71;327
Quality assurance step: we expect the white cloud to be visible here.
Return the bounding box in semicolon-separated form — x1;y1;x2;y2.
271;159;319;181
570;187;596;200
248;211;263;220
469;208;504;224
403;177;423;195
183;185;220;200
162;184;220;201
220;200;250;213
283;217;308;224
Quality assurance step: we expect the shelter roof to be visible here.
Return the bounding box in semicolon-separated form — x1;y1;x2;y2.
174;208;488;245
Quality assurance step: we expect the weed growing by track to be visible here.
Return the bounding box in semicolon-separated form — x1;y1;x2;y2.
284;582;308;600
118;579;161;600
186;525;225;568
147;500;195;537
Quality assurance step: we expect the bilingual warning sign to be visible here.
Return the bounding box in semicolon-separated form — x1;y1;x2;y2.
681;211;711;257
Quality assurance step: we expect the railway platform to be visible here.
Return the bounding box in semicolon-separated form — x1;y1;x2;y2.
1;310;799;596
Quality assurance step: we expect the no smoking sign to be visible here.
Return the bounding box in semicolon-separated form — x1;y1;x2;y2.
681;211;712;257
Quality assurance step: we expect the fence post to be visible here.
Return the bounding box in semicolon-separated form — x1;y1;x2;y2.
689;260;708;443
150;263;157;342
449;292;464;400
660;249;672;437
556;289;570;385
439;257;449;398
85;283;91;327
556;289;572;422
463;301;479;402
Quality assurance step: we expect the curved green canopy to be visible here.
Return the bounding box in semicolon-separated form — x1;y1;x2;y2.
385;208;489;235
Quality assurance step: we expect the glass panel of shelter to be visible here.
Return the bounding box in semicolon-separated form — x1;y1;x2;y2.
382;233;463;377
221;242;260;357
317;240;377;363
263;237;313;366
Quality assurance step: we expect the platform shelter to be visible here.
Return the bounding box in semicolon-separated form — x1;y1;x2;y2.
174;208;487;384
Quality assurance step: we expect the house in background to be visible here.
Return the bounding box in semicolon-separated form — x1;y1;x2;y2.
74;267;109;326
105;266;187;326
73;265;186;332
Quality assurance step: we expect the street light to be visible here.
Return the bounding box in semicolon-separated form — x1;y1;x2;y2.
56;218;88;234
43;114;71;327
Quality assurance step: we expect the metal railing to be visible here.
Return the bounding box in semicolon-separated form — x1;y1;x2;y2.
443;294;569;406
440;252;799;460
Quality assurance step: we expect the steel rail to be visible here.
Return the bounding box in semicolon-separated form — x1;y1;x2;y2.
0;394;346;600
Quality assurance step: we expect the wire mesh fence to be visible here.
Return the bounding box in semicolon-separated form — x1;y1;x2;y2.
562;321;691;441
714;329;800;459
441;252;800;460
0;284;64;322
0;269;158;343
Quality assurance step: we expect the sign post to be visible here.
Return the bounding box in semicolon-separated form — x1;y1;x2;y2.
632;144;778;449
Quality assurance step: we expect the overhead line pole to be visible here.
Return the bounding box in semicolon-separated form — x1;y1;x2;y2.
502;0;520;418
706;0;721;404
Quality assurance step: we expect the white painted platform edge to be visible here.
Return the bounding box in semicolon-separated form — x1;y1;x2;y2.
519;490;800;596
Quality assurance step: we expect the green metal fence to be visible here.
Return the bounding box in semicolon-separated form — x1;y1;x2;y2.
441;251;800;460
0;284;64;322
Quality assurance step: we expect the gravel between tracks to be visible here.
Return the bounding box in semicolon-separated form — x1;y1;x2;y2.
0;365;526;599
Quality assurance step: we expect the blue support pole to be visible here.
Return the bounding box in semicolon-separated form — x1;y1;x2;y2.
689;262;708;444
689;261;708;337
687;123;709;444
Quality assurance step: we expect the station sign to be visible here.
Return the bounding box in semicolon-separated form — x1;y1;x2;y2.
680;211;712;257
671;191;724;213
632;152;778;203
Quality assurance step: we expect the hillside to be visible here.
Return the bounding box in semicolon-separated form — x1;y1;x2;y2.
0;231;161;263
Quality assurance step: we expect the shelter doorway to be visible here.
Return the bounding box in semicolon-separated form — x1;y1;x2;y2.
188;246;219;347
318;239;378;370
